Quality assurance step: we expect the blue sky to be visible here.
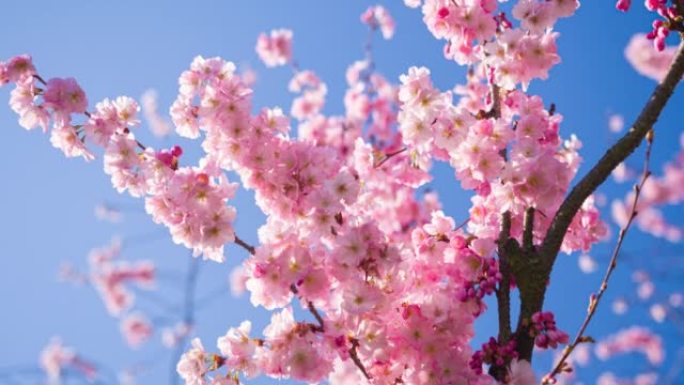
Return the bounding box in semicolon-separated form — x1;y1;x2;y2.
0;1;682;384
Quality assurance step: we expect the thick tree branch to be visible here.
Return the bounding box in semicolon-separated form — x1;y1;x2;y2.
491;212;513;380
496;212;513;342
522;207;535;252
542;131;655;384
540;40;684;272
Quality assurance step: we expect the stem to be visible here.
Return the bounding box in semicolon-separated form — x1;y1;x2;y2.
374;147;407;168
169;256;201;385
349;338;372;380
234;235;256;255
290;284;325;332
542;131;654;384
540;40;684;273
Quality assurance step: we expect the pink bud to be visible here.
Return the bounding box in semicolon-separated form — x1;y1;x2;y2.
615;0;631;12
171;145;183;157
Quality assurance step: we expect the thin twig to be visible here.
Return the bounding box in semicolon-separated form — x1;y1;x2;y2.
349;338;372;380
169;256;201;385
542;130;655;384
290;284;325;332
234;235;256;255
455;217;470;231
374;147;407;168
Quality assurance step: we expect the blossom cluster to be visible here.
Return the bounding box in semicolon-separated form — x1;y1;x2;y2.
408;0;577;89
616;0;683;51
0;55;241;262
58;238;156;349
397;65;607;254
529;311;569;349
87;238;155;316
361;5;396;39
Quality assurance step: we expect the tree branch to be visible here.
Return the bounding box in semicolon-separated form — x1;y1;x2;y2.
539;40;684;272
496;212;513;342
349;338;372;380
491;212;513;380
481;83;501;119
290;284;325;333
234;235;256;255
542;130;655;385
522;207;535;252
170;256;201;385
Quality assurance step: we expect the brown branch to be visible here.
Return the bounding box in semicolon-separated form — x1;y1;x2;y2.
490;212;513;380
542;130;655;385
170;256;201;385
539;40;684;273
32;74;47;86
349;338;372;380
234;235;256;255
291;283;370;379
289;285;325;333
481;83;501;119
374;147;407;168
496;212;513;342
522;207;535;252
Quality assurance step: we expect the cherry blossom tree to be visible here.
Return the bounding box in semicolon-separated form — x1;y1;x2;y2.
1;1;683;385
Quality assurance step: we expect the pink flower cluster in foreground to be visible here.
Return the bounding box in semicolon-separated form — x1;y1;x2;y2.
1;55;240;262
616;0;681;50
529;311;569;349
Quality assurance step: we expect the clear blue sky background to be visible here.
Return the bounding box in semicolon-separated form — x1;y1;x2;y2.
0;1;682;384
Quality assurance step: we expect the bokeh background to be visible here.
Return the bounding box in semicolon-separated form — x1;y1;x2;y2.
0;1;682;384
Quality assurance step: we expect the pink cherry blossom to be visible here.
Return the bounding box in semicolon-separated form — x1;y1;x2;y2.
361;5;396;39
177;338;209;385
120;313;153;348
43;77;88;120
5;54;36;82
40;338;76;384
256;29;293;67
625;33;676;81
